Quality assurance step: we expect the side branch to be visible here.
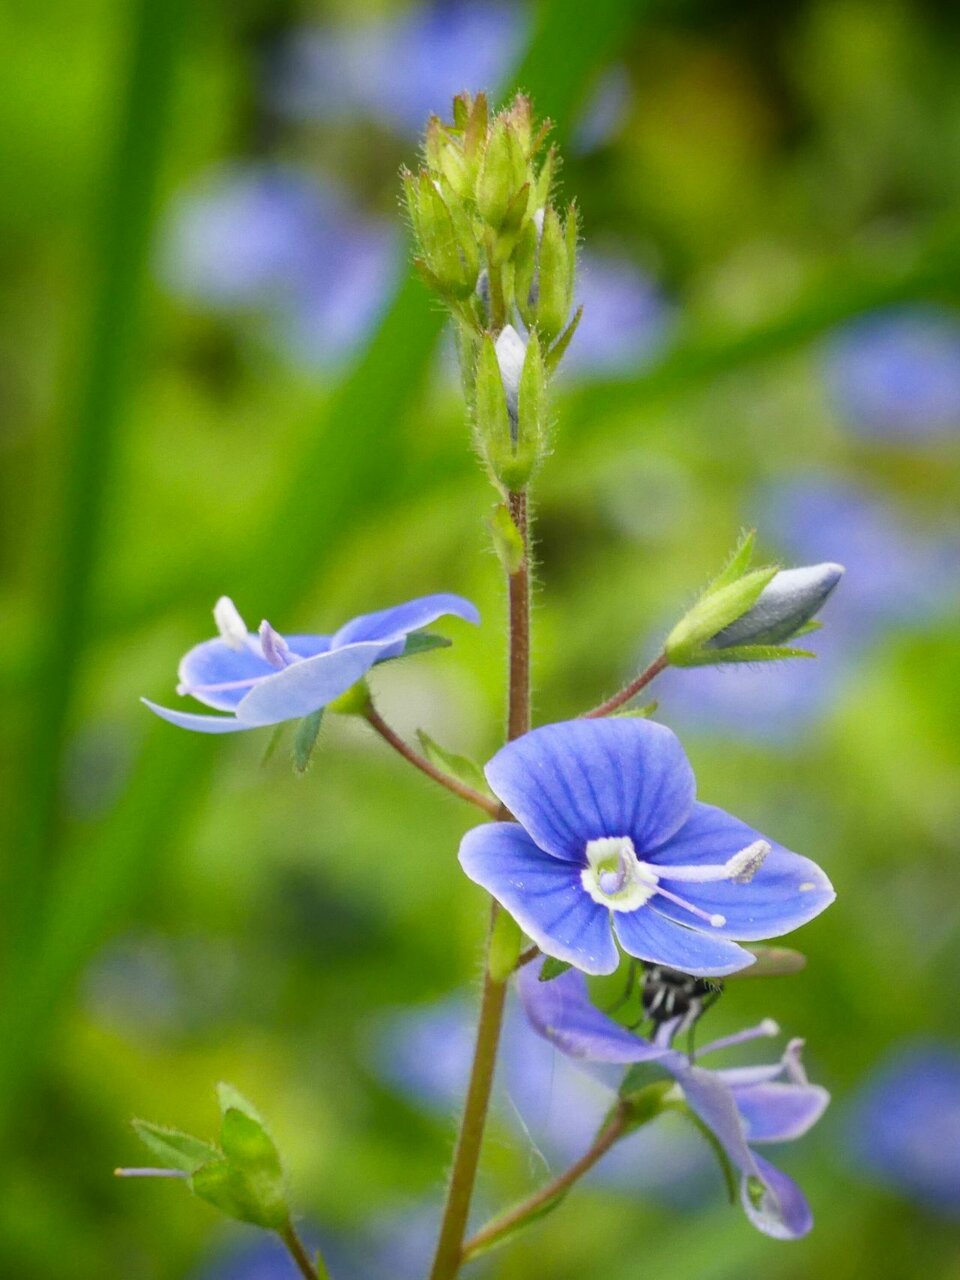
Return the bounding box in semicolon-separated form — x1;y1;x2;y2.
364;707;499;817
460;1103;632;1261
583;652;669;719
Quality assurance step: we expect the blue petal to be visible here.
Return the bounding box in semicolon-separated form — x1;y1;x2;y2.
648;803;835;940
235;641;389;726
674;1063;761;1180
331;593;480;646
517;963;681;1065
458;823;618;975
484;719;695;864
741;1153;813;1239
284;633;333;658
177;637;275;711
613;907;755;977
142;698;249;733
732;1082;829;1144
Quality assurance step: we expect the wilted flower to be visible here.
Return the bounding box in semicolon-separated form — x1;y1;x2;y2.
143;594;479;733
519;963;829;1238
459;719;834;975
849;1042;960;1216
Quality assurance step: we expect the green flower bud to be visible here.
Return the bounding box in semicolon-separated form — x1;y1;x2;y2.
708;563;844;649
476;117;528;231
473;327;542;491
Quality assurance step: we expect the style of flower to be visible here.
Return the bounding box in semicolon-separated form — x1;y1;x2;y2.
518;962;829;1239
143;593;479;734
459;719;834;976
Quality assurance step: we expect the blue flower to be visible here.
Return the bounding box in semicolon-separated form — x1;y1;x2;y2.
459;719;834;976
823;305;960;443
849;1041;960;1216
143;593;479;734
518;962;829;1239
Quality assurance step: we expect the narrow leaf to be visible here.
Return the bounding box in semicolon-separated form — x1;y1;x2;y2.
399;631;453;658
538;956;572;982
612;701;658;719
682;644;815;667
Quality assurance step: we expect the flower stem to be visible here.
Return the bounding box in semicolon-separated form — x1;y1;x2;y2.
460;1103;632;1262
364;706;500;817
278;1221;324;1280
583;652;669;718
427;487;532;1280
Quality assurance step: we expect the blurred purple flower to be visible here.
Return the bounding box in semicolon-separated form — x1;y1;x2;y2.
849;1042;960;1216
372;993;704;1195
823;305;960;442
267;3;528;133
564;251;674;377
573;66;631;154
158;164;398;368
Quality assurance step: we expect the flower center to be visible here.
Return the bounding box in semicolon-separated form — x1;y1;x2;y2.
581;837;659;911
580;835;772;926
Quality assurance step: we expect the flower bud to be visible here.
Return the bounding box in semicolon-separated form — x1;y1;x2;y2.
474;327;542;491
708;563;844;648
476;117;528;231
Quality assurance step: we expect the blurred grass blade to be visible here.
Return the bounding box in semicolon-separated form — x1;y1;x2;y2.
7;0;191;959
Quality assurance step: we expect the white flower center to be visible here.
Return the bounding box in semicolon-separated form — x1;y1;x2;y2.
581;837;659;912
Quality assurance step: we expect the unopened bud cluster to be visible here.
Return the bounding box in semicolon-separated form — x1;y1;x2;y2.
403;93;579;492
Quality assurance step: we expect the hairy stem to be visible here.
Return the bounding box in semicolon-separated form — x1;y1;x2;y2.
583;652;669;718
364;707;499;817
278;1222;323;1280
460;1103;631;1261
427;487;531;1280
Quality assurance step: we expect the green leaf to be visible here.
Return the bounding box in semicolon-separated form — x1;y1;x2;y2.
612;701;658;719
538;956;572;982
416;729;489;794
131;1120;219;1174
488;503;525;575
292;710;323;775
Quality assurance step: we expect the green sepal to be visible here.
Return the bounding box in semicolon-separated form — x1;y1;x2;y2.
396;632;453;658
619;1079;673;1132
216;1082;263;1123
612;701;658;719
415;729;490;795
708;529;756;592
513;220;538;326
515;329;546;476
676;643;815;668
131;1120;219;1174
618;1064;672;1106
488;503;525;575
260;724;285;766
189;1154;288;1230
538;956;572;982
544;305;582;372
791;619;822;638
665;566;778;662
292;709;323;775
536;207;571;342
488;909;522;983
476;117;527;230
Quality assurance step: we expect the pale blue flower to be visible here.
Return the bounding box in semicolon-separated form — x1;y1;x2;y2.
143;593;479;733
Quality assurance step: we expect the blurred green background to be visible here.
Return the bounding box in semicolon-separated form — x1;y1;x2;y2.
3;0;960;1276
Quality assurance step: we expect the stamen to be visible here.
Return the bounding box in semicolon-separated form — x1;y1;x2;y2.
652;882;726;928
695;1018;780;1060
653;839;771;885
781;1037;809;1085
213;596;249;651
259;620;294;669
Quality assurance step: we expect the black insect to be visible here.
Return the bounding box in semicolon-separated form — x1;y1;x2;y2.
640;965;723;1037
